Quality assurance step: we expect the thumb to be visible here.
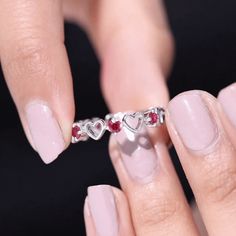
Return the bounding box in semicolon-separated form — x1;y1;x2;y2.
92;0;174;143
88;0;173;109
65;0;173;144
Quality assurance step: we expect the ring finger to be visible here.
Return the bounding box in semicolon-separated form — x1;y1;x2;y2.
109;120;199;235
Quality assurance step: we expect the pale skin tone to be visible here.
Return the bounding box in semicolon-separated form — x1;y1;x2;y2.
0;0;172;150
0;1;235;235
84;87;236;236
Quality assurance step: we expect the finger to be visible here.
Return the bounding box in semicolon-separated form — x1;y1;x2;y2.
0;1;74;163
109;126;199;236
84;185;135;236
218;83;236;147
167;90;236;235
65;0;173;144
84;198;97;236
98;1;172;140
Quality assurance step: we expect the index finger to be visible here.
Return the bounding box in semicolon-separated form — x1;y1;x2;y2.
0;0;74;163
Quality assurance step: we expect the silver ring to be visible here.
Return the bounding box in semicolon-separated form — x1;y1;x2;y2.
71;107;165;143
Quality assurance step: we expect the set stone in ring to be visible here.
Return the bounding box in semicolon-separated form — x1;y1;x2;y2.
71;107;165;143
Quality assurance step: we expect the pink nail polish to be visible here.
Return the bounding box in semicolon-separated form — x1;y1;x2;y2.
25;101;65;164
168;91;218;151
218;84;236;127
114;115;157;183
88;185;119;236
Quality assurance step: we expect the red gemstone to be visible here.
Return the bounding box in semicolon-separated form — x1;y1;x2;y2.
108;120;122;133
72;125;81;139
149;112;158;124
96;123;101;129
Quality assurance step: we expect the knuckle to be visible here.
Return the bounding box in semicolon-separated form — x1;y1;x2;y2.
204;162;236;203
134;195;180;228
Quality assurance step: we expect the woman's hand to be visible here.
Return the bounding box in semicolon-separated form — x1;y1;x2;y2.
83;83;236;236
0;0;173;163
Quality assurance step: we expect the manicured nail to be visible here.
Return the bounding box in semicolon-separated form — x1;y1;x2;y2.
114;116;157;183
25;101;65;164
218;84;236;127
168;91;218;151
88;185;119;236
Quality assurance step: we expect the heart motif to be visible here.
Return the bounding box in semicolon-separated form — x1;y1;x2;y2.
71;122;89;143
84;119;106;140
122;112;144;133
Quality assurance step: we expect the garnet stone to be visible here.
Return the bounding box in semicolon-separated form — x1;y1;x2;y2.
149;112;159;125
72;125;81;139
108;119;122;133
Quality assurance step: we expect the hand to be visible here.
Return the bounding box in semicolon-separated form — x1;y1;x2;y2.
83;83;236;236
0;0;173;163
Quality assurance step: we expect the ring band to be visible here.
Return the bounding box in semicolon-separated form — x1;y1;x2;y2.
71;107;165;143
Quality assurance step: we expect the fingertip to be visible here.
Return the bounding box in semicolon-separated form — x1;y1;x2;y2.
87;185;119;236
84;197;91;218
24;101;66;164
217;83;236;128
86;185;135;236
84;196;97;236
218;82;236;97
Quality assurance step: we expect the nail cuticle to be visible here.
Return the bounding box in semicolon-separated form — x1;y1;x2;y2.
180;114;219;154
185;130;220;156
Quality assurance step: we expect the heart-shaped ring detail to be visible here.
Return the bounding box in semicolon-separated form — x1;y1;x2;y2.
122;112;144;133
84;119;106;140
71;122;89;143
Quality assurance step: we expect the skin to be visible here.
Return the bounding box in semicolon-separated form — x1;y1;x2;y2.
1;1;235;235
0;0;173;158
84;85;236;236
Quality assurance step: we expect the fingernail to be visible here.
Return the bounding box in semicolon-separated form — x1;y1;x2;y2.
88;185;119;236
168;91;218;151
25;101;65;164
114;115;157;183
218;84;236;127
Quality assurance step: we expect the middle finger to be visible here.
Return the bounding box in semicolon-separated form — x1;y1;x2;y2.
109;124;199;236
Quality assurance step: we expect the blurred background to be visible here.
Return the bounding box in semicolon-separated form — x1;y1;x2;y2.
0;0;235;235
